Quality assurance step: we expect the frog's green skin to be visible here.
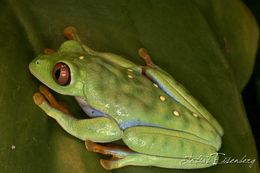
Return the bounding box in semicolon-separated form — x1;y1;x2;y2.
29;28;223;170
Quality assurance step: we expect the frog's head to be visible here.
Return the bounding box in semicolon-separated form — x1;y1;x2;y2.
29;40;85;96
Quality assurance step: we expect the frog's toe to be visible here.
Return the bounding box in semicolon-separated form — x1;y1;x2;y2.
138;48;154;67
39;85;52;98
64;26;77;40
39;85;58;106
44;48;55;55
33;92;46;105
57;102;71;115
100;158;120;170
38;85;71;114
85;140;98;152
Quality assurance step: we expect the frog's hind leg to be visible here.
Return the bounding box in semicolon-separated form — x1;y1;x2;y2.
86;126;218;170
100;152;217;170
84;141;169;170
101;126;219;170
85;140;135;159
85;140;141;170
84;141;152;170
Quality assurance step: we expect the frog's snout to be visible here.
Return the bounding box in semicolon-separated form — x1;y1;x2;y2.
29;59;40;74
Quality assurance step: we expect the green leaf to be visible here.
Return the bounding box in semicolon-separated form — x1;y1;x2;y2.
0;0;259;173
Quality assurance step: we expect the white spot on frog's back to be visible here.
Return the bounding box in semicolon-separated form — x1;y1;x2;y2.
192;113;199;118
153;83;158;88
128;74;134;79
79;56;84;60
173;110;180;117
159;95;166;101
127;68;135;79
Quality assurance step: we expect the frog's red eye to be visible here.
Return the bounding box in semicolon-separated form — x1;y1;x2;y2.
52;62;71;86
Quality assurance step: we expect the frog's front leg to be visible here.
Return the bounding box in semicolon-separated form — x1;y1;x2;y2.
33;87;123;142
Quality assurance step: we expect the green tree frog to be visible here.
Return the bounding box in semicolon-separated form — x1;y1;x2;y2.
29;27;223;170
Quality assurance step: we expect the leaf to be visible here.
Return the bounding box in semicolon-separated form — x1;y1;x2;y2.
0;0;259;173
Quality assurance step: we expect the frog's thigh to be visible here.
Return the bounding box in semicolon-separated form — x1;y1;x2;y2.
145;68;224;136
120;126;218;168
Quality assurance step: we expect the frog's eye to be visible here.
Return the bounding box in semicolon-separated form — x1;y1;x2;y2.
52;62;71;86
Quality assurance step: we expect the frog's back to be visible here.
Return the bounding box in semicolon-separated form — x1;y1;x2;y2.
82;58;220;146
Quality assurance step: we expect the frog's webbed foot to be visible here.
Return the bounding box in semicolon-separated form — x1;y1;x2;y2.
138;48;154;68
33;85;71;115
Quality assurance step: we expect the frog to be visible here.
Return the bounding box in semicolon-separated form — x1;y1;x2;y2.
29;26;223;170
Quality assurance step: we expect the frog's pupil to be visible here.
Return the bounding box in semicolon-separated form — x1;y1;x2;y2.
55;69;61;80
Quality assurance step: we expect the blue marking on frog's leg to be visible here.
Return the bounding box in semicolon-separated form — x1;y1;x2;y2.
75;96;105;117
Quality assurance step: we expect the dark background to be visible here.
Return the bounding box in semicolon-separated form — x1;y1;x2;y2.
242;0;260;153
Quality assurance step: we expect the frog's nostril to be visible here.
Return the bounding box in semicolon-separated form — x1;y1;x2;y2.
36;60;40;65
